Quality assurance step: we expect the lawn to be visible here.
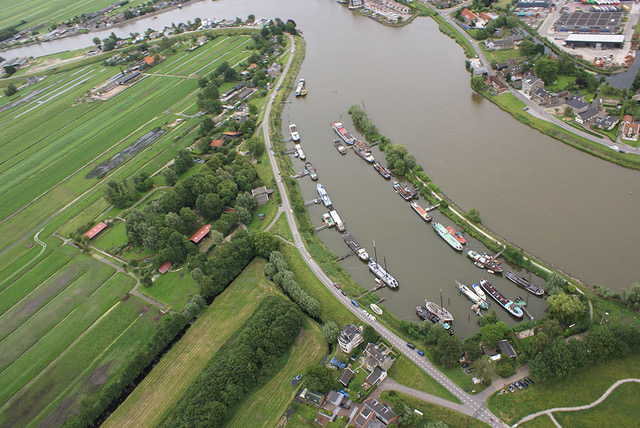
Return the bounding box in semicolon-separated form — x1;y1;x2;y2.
92;220;128;252
388;355;461;403
487;353;640;425
518;414;559;428
140;268;200;312
553;382;640;427
58;197;111;237
380;391;489;427
227;318;326;428
103;258;279;428
479;45;522;64
270;212;294;242
247;199;278;232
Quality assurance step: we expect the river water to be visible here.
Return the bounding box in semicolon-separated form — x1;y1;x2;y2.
8;0;640;336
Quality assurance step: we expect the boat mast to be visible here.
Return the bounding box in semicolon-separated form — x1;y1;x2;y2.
373;240;378;264
383;254;388;272
440;289;444;309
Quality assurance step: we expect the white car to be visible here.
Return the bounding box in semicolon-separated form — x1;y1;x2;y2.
612;145;620;152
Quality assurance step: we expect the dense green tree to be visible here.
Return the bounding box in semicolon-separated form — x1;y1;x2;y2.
305;366;335;394
623;283;640;311
322;321;340;346
362;325;379;346
426;324;449;346
480;321;510;348
102;37;116;51
467;208;481;224
4;83;17;97
162;168;178;186
470;75;486;92
133;171;154;192
548;293;585;324
250;231;279;259
534;57;558;85
586;324;617;363
435;335;462;367
530;339;575;382
462;337;483;361
546;272;566;296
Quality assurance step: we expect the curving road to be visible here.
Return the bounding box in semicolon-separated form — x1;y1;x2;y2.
263;35;507;428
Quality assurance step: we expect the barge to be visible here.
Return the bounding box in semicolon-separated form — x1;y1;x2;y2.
329;209;345;232
373;162;392;179
392;180;417;201
289;123;300;141
446;226;466;245
433;222;463;251
425;300;454;323
456;280;488;309
410;201;432;222
480;279;523;318
354;141;375;163
467;250;503;274
294;144;306;160
304;161;318;180
332;121;355;145
343;232;369;261
368;260;398;289
506;271;545;296
334;139;347;154
316;183;332;207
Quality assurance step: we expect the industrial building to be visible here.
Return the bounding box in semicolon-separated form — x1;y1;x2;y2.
554;11;624;33
516;0;550;8
564;34;625;49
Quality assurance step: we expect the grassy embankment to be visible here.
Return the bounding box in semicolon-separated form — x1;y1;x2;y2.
388;355;461;403
487;353;640;425
104;258;326;428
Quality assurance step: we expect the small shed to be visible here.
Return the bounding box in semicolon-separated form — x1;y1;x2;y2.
189;224;211;244
84;222;107;239
158;261;172;274
498;339;517;358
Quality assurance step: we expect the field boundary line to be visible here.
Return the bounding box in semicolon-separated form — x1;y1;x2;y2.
0;301;121;411
26;314;143;428
0;229;47;291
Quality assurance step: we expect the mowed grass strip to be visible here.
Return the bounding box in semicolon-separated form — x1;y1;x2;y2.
0;250;72;313
388;355;461;403
139;269;199;312
226;318;326;428
103;258;276;428
487;353;640;424
553;383;640;428
0;272;134;407
0;260;114;371
0;296;153;428
0;240;42;286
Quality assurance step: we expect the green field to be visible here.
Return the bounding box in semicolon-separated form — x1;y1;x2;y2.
139;268;199;312
388;355;461;403
103;258;309;428
487;353;640;425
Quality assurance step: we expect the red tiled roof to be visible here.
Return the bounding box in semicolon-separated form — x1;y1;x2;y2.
461;8;477;21
84;222;107;239
158;261;172;274
144;55;155;65
223;207;238;213
623;114;633;123
222;131;242;136
210;139;224;147
190;224;211;244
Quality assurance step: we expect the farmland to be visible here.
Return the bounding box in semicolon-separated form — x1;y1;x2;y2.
0;29;275;426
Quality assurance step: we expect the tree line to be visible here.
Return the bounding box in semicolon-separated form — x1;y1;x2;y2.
162;297;303;427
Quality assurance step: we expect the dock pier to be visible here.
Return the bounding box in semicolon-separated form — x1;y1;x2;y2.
304;198;322;206
334;253;353;262
315;224;328;232
356;281;386;299
425;204;440;212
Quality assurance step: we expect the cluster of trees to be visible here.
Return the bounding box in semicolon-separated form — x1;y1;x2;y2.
348;105;382;142
163;297;302;427
265;251;322;320
196;81;222;115
261;17;298;37
385;144;417;177
66;311;188;427
519;38;545;56
0;21;25;42
103;179;140;208
4;83;17;97
466;13;519;40
530;321;640;382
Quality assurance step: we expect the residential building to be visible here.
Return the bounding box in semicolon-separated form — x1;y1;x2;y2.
338;324;363;353
353;398;399;427
522;72;544;96
338;368;354;387
363;343;394;372
323;391;345;413
563;95;590;115
363;366;387;390
594;115;619;131
158;261;172;274
488;75;508;94
620;115;639;141
299;388;325;407
251;186;272;206
498;339;517;358
460;8;478;23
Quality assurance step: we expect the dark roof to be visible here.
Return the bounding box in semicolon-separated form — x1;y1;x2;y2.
363;398;398;425
565;97;589;110
84;222;107;239
364;343;386;365
354;397;398;427
339;324;361;343
326;390;344;406
338;368;354;386
190;224;211;244
365;366;384;386
498;339;517;358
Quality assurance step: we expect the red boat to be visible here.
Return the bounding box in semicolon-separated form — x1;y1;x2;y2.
446;226;466;245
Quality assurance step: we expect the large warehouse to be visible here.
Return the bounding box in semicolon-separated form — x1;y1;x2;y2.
516;0;550;8
564;34;625;49
554;11;624;33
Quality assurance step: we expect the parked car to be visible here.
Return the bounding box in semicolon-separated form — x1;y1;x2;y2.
515;382;523;390
508;385;515;392
341;290;347;296
407;342;416;349
333;282;340;289
520;380;529;388
351;299;359;307
417;350;425;357
525;377;535;385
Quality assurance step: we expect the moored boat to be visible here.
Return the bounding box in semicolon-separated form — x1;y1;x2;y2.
425;300;454;322
467;250;503;273
446;226;466;245
456;280;488;309
334;139;347;154
322;212;335;228
353;140;375;163
506;271;545;296
289;123;300;141
368;259;398;288
343;232;369;261
332;121;356;145
329;209;345;232
480;279;523;318
392;180;416;201
410;201;432;222
295;78;305;96
416;306;429;320
433;222;463;251
373;162;391;179
304;161;318;180
472;283;486;301
317;183;332;207
294;144;306;160
370;303;383;315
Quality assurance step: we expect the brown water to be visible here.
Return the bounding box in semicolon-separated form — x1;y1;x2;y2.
7;0;640;335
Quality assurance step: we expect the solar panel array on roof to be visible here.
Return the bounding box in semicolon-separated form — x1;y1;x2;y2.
554;11;623;32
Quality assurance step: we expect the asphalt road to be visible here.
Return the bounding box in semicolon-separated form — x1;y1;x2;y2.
263;35;507;428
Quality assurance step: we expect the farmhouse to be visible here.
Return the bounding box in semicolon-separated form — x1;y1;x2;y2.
190;224;212;244
84;222;107;239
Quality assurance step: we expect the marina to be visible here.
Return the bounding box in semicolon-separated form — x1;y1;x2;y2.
480;279;523;319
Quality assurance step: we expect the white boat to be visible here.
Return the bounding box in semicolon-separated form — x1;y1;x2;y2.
329;209;345;232
317;183;332;207
294;144;306;160
472;283;486;301
295;78;305;96
289;123;300;141
370;303;383;315
457;280;488;309
425;300;454;322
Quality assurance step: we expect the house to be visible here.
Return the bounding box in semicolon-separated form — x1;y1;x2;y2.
353;398;399;428
532;87;549;105
594;115;619;131
299;388;325;407
498;339;518;358
143;55;156;65
251;186;272;206
363;366;387;390
468;58;488;76
620;115;639;141
338;367;354;387
221;131;243;140
323;390;345;413
363;343;394;372
233;102;249;121
158;261;172;274
460;8;478;23
210;139;225;148
84;222;107;239
313;412;332;426
563;95;590;114
576;108;598;124
484;36;517;50
266;62;281;78
522;72;544;96
488;75;508;94
189;224;211;244
338;324;363;353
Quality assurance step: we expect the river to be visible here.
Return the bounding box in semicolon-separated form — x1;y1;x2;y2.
7;0;640;336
